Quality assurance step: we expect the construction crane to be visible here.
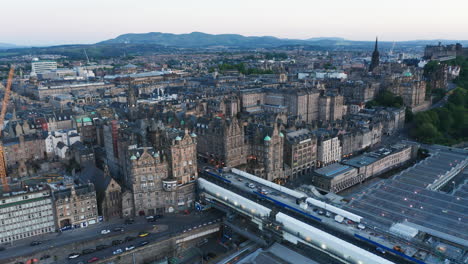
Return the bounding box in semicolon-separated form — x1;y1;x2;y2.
0;67;14;192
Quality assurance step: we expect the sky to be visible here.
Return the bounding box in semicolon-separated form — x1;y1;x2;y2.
1;0;467;46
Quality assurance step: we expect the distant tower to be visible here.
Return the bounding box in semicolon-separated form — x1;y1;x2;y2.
369;37;380;72
127;82;137;121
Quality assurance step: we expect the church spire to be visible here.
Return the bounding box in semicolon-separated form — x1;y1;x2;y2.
369;36;380;72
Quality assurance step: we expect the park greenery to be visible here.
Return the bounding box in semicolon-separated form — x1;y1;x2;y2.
209;62;274;75
410;57;468;145
366;90;404;108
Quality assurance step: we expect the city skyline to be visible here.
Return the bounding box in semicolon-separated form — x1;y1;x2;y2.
1;0;468;46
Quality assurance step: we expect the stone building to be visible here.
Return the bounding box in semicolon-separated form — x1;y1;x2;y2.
319;93;344;122
343;144;413;180
78;165;122;220
51;183;99;229
245;122;284;181
194;116;246;167
124;144;196;216
0;186;55;243
118;126;198;217
284;129;317;179
315;130;342;167
312;163;362;193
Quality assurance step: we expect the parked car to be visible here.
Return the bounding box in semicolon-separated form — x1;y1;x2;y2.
145;215;154;220
317;210;324;215
325;212;332;218
113;248;123;255
112;239;123;246
124;218;135;225
68;253;80;259
138;241;149;247
125;236;135;242
125;245;135;251
138;232;149;237
40;255;50;260
113;227;124;232
82;248;96;254
100;229;111;235
96;244;109;250
87;257;99;263
30;241;42;246
357;224;366;230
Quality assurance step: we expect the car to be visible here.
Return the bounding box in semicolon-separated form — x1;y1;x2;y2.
357;224;366;230
325;212;332;218
317;210;324;215
145;215;154;220
138;241;149;247
138;232;149;237
248;183;255;189
147;217;157;222
237;177;243;182
87;257;100;263
347;220;354;225
68;253;80;259
125;245;135;251
125;236;136;242
154;214;163;219
96;244;109;250
376;247;386;254
124;218;135;225
112;239;123;246
30;241;42;246
40;255;50;260
82;248;96;254
113;248;123;255
100;229;111;234
113;227;124;232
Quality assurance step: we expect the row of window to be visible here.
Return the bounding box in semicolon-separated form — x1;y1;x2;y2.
0;227;53;243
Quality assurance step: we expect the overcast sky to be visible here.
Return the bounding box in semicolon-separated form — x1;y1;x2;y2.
1;0;467;46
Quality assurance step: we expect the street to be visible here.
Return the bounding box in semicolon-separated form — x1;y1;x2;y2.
1;211;223;264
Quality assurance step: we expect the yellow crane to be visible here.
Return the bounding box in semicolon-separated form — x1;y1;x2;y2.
0;67;14;192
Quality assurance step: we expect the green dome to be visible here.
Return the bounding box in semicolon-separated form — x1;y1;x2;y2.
191;132;197;137
264;135;271;141
403;71;412;77
279;132;284;138
130;155;137;160
175;136;182;141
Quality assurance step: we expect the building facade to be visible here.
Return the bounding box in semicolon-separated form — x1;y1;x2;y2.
0;187;55;243
52;184;99;229
284;129;317;179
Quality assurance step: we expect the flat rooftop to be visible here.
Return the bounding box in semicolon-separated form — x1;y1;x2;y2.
315;163;354;178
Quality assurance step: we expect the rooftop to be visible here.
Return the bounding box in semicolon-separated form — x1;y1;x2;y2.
315;163;355;178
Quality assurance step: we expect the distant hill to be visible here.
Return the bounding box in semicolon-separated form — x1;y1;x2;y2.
0;43;22;49
1;32;468;59
99;32;306;47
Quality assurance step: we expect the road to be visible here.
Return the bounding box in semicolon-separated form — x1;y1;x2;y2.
1;211;223;264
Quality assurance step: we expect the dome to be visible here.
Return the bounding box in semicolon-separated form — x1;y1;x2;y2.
153;152;159;158
279;132;284;138
191;132;197;137
264;135;271;141
130;155;137;160
175;136;182;141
